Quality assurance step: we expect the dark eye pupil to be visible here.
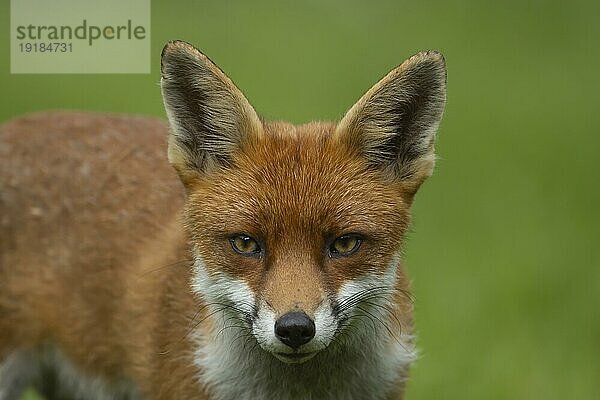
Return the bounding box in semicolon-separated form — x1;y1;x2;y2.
231;235;260;255
331;235;360;256
237;237;252;249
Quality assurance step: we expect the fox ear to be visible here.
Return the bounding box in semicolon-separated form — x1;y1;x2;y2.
335;51;446;195
160;41;263;182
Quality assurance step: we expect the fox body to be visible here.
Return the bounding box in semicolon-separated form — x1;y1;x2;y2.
0;41;446;400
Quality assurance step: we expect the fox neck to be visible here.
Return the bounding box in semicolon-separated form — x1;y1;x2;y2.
193;292;415;400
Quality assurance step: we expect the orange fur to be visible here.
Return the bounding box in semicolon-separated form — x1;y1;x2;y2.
0;42;446;400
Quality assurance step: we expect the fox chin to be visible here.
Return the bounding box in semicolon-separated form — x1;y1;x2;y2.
0;40;446;400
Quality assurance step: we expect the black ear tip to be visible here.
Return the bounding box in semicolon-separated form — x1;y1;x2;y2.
426;50;445;61
161;40;185;76
160;40;202;76
413;49;444;61
406;50;447;84
162;40;196;55
429;51;446;76
415;50;446;70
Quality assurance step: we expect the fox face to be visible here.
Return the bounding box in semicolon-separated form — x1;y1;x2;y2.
184;125;412;363
160;41;446;365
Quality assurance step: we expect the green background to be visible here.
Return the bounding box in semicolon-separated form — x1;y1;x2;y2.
2;1;599;399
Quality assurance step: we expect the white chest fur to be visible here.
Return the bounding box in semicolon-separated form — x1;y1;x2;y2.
194;320;415;400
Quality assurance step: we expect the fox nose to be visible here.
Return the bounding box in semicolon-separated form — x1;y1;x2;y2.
274;311;316;349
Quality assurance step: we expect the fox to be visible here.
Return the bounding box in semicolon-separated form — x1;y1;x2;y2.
0;40;446;400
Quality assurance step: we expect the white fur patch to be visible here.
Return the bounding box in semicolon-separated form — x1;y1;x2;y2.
251;299;337;357
337;254;399;301
334;255;417;391
191;253;416;400
251;300;277;350
312;300;338;348
191;255;256;317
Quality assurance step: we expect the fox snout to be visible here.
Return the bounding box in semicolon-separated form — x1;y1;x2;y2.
252;298;336;364
274;312;316;349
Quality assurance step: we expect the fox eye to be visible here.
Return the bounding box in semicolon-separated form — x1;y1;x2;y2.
329;235;362;258
230;235;261;256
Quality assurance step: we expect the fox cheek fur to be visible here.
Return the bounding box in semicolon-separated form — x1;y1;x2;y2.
161;40;446;367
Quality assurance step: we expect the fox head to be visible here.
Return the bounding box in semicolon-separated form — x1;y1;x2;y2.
160;41;446;364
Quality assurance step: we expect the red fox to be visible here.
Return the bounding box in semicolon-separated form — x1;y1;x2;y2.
0;41;446;400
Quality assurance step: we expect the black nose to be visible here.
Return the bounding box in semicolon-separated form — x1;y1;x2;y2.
274;311;316;349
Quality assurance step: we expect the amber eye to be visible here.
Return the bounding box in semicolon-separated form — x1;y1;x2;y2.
230;235;261;256
329;235;362;258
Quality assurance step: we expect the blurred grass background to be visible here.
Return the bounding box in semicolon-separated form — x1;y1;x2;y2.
1;0;599;399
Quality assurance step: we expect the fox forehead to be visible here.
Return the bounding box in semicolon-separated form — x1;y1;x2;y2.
185;121;410;243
